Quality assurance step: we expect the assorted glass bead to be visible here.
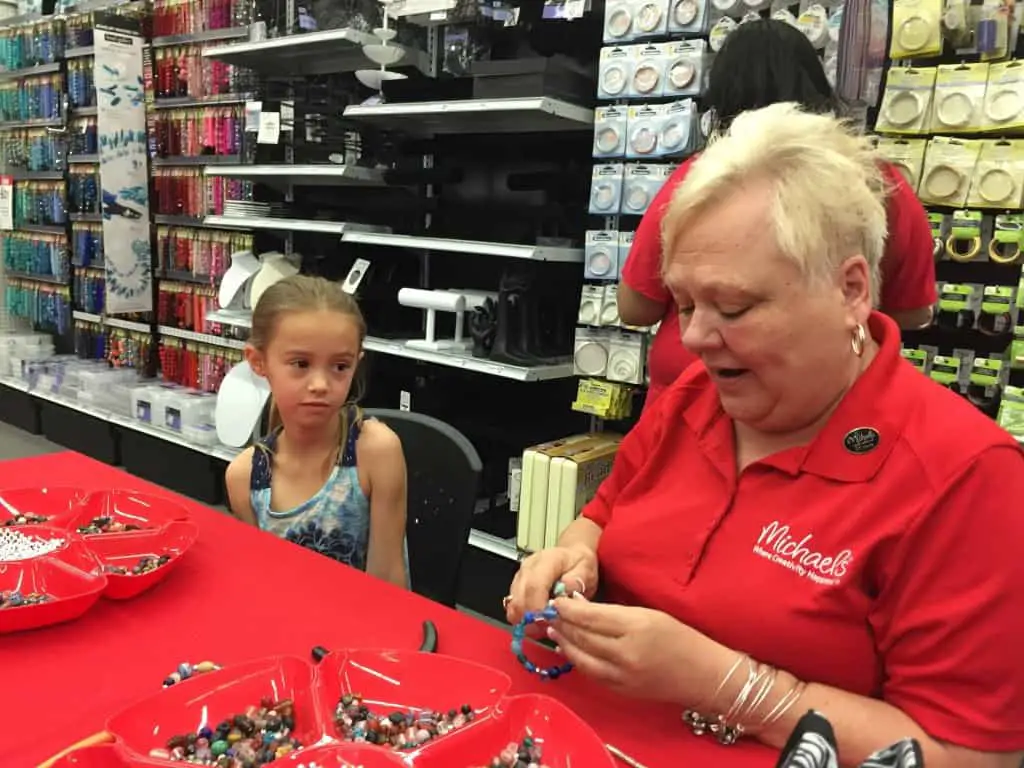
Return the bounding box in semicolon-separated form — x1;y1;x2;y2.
76;515;142;534
0;528;64;561
475;736;548;767
104;554;172;576
148;697;302;766
333;694;476;749
510;581;574;680
1;512;48;526
0;590;52;609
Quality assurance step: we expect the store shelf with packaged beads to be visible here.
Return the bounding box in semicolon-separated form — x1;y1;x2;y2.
871;0;1024;443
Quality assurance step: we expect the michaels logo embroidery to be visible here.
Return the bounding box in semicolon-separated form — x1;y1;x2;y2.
753;521;853;586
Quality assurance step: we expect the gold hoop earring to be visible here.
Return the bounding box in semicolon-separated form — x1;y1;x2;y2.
851;324;866;357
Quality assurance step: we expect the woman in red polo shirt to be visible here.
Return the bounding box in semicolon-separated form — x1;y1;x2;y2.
506;105;1024;767
620;20;937;410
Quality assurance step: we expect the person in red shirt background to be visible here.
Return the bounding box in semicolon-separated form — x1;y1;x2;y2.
619;19;937;410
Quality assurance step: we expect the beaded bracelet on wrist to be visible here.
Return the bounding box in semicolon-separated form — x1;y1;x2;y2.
510;580;574;680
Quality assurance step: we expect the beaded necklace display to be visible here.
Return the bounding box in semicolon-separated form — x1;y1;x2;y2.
510;581;574;680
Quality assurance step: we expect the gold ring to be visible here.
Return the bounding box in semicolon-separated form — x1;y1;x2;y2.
502;595;513;609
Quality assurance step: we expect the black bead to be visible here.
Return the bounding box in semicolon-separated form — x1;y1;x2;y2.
311;645;329;663
366;731;379;744
461;704;472;715
389;712;405;724
282;716;294;730
448;709;457;720
266;718;281;732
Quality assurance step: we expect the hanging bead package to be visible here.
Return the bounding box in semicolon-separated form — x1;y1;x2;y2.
14;180;66;226
158;280;218;329
153;107;245;159
68;116;98;156
6;281;71;334
158;337;238;393
74;267;105;313
0;128;66;172
74;322;151;370
67;58;95;109
152;0;252;37
0;74;63;122
153;45;252;100
1;232;68;279
157;227;250;281
72;222;103;268
68;166;99;215
0;19;64;70
154;168;251;217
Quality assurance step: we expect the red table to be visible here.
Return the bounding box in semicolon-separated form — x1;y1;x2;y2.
0;452;777;768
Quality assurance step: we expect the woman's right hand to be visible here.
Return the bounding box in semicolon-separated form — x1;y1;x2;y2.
505;543;599;626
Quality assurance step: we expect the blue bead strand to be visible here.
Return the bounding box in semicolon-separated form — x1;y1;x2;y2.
509;581;575;681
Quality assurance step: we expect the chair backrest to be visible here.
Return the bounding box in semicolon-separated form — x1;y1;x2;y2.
364;408;482;607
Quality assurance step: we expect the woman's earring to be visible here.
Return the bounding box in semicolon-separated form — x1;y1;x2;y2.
851;323;866;357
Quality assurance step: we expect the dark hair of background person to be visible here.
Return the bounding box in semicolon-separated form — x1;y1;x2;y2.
705;19;843;131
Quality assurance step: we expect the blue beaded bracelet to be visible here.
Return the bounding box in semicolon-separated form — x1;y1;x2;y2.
509;582;574;680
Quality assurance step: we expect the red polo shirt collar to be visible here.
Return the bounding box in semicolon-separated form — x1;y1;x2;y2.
681;312;910;482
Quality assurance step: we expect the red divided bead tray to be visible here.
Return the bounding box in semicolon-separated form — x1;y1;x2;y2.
0;487;196;633
94;651;616;767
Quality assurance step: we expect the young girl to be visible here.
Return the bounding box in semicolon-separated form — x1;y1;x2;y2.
225;275;409;589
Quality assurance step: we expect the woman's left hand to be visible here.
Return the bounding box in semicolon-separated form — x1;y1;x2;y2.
548;594;723;706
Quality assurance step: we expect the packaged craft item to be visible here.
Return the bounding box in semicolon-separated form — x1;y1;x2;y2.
890;0;943;59
918;137;982;207
593;106;627;158
930;63;989;134
597;46;634;100
875;67;937;135
982;61;1024;132
967;140;1024;209
875;137;928;191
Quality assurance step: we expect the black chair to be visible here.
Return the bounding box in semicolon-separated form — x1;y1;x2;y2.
364;408;482;607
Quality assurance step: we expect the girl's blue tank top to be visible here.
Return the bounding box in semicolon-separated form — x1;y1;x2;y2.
249;405;370;571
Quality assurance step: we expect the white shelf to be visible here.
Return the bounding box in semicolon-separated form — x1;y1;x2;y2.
362;336;574;381
202;27;428;77
467;529;520;562
72;311;149;334
197;313;573;380
343;97;594;136
203;216;390;236
0;375;240;463
341;231;584;263
204;164;385;189
159;325;246;350
152;27;249;48
206;309;253;329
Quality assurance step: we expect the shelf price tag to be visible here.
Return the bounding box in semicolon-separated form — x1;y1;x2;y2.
257;112;281;144
0;175;13;231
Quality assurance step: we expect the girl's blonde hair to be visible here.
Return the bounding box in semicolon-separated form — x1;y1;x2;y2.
249;274;367;450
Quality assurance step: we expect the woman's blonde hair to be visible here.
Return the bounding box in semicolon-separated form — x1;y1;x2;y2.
249;274;367;449
661;102;889;306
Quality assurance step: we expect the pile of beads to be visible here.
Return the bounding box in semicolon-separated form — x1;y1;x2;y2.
0;528;64;561
148;697;302;766
510;581;574;680
1;512;48;526
334;694;475;749
76;515;142;534
104;554;172;576
473;736;548;767
162;660;222;688
0;590;52;609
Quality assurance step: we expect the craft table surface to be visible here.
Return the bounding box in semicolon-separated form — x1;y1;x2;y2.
0;452;778;768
